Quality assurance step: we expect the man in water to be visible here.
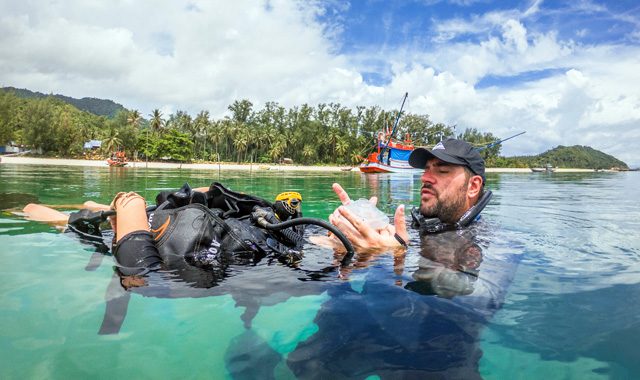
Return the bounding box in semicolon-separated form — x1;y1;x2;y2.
286;139;509;378
329;138;486;249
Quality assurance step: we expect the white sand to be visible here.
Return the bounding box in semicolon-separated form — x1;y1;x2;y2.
0;156;355;172
0;156;599;173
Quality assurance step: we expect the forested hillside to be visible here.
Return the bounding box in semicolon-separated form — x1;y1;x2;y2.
1;87;126;118
495;145;628;169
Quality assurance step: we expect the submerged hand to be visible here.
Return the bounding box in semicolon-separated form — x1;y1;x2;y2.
330;183;409;252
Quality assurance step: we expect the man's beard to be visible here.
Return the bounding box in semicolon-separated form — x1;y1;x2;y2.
420;181;468;224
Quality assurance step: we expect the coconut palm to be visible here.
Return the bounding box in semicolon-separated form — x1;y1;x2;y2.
149;109;164;135
302;144;316;164
102;130;122;154
336;138;349;162
233;126;250;162
127;110;142;129
193;110;210;159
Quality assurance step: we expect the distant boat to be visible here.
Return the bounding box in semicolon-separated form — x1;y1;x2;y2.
359;132;423;173
531;164;555;173
107;151;128;167
359;93;423;174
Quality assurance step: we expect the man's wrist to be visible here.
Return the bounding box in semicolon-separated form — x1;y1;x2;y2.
393;233;408;248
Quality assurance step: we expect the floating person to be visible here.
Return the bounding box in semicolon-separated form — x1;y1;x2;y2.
23;182;354;273
21;182;355;334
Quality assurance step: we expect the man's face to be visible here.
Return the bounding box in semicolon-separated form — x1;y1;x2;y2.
419;158;470;223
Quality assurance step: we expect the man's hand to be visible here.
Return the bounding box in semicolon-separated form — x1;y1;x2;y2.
329;183;409;252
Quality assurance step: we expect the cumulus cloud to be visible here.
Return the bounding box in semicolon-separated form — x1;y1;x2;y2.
0;0;639;165
0;0;358;115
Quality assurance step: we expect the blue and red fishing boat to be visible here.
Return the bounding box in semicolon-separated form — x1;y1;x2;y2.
359;132;421;173
359;93;422;174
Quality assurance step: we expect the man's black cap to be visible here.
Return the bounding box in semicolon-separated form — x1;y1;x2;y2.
409;138;485;181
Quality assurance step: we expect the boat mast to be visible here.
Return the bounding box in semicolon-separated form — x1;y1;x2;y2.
380;92;408;160
478;131;526;151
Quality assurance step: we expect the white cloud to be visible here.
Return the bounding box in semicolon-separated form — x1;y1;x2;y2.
0;0;357;116
0;0;639;165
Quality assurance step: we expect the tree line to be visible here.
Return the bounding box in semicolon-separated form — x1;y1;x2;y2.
1;88;507;165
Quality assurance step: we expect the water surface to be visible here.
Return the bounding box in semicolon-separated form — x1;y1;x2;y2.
1;164;638;379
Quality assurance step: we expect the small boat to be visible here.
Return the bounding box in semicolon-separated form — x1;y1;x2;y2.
359;134;422;173
107;151;128;167
531;164;555;173
359;93;423;174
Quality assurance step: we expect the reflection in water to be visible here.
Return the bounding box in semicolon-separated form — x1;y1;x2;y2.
406;230;483;298
362;173;418;213
287;222;517;379
95;226;340;335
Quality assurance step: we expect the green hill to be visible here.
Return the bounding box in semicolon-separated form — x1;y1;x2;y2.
538;145;628;169
1;86;127;118
501;145;628;170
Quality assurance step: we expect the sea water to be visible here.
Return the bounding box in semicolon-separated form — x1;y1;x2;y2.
0;164;638;379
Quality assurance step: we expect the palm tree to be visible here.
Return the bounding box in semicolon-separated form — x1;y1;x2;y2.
193;110;210;159
127;110;142;129
102;130;122;154
149;109;164;135
268;138;285;163
302;144;316;164
336;138;349;163
327;127;341;156
233;126;250;162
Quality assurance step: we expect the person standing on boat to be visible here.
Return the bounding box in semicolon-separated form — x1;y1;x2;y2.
329;138;489;249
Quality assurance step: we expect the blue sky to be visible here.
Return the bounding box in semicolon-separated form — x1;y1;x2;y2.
1;0;639;165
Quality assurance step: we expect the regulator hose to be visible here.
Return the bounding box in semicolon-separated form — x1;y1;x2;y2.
261;217;356;266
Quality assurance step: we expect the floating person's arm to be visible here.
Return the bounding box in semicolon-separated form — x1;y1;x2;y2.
22;200;111;225
22;203;70;225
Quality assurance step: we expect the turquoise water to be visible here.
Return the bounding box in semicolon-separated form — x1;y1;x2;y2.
1;164;639;379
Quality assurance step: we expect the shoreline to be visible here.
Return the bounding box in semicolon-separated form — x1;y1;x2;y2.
0;156;603;173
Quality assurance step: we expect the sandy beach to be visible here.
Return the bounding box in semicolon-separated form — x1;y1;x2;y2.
0;156;598;173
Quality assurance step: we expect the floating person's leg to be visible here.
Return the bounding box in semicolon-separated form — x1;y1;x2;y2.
110;192;150;242
81;201;111;212
100;192;162;334
110;192;162;273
